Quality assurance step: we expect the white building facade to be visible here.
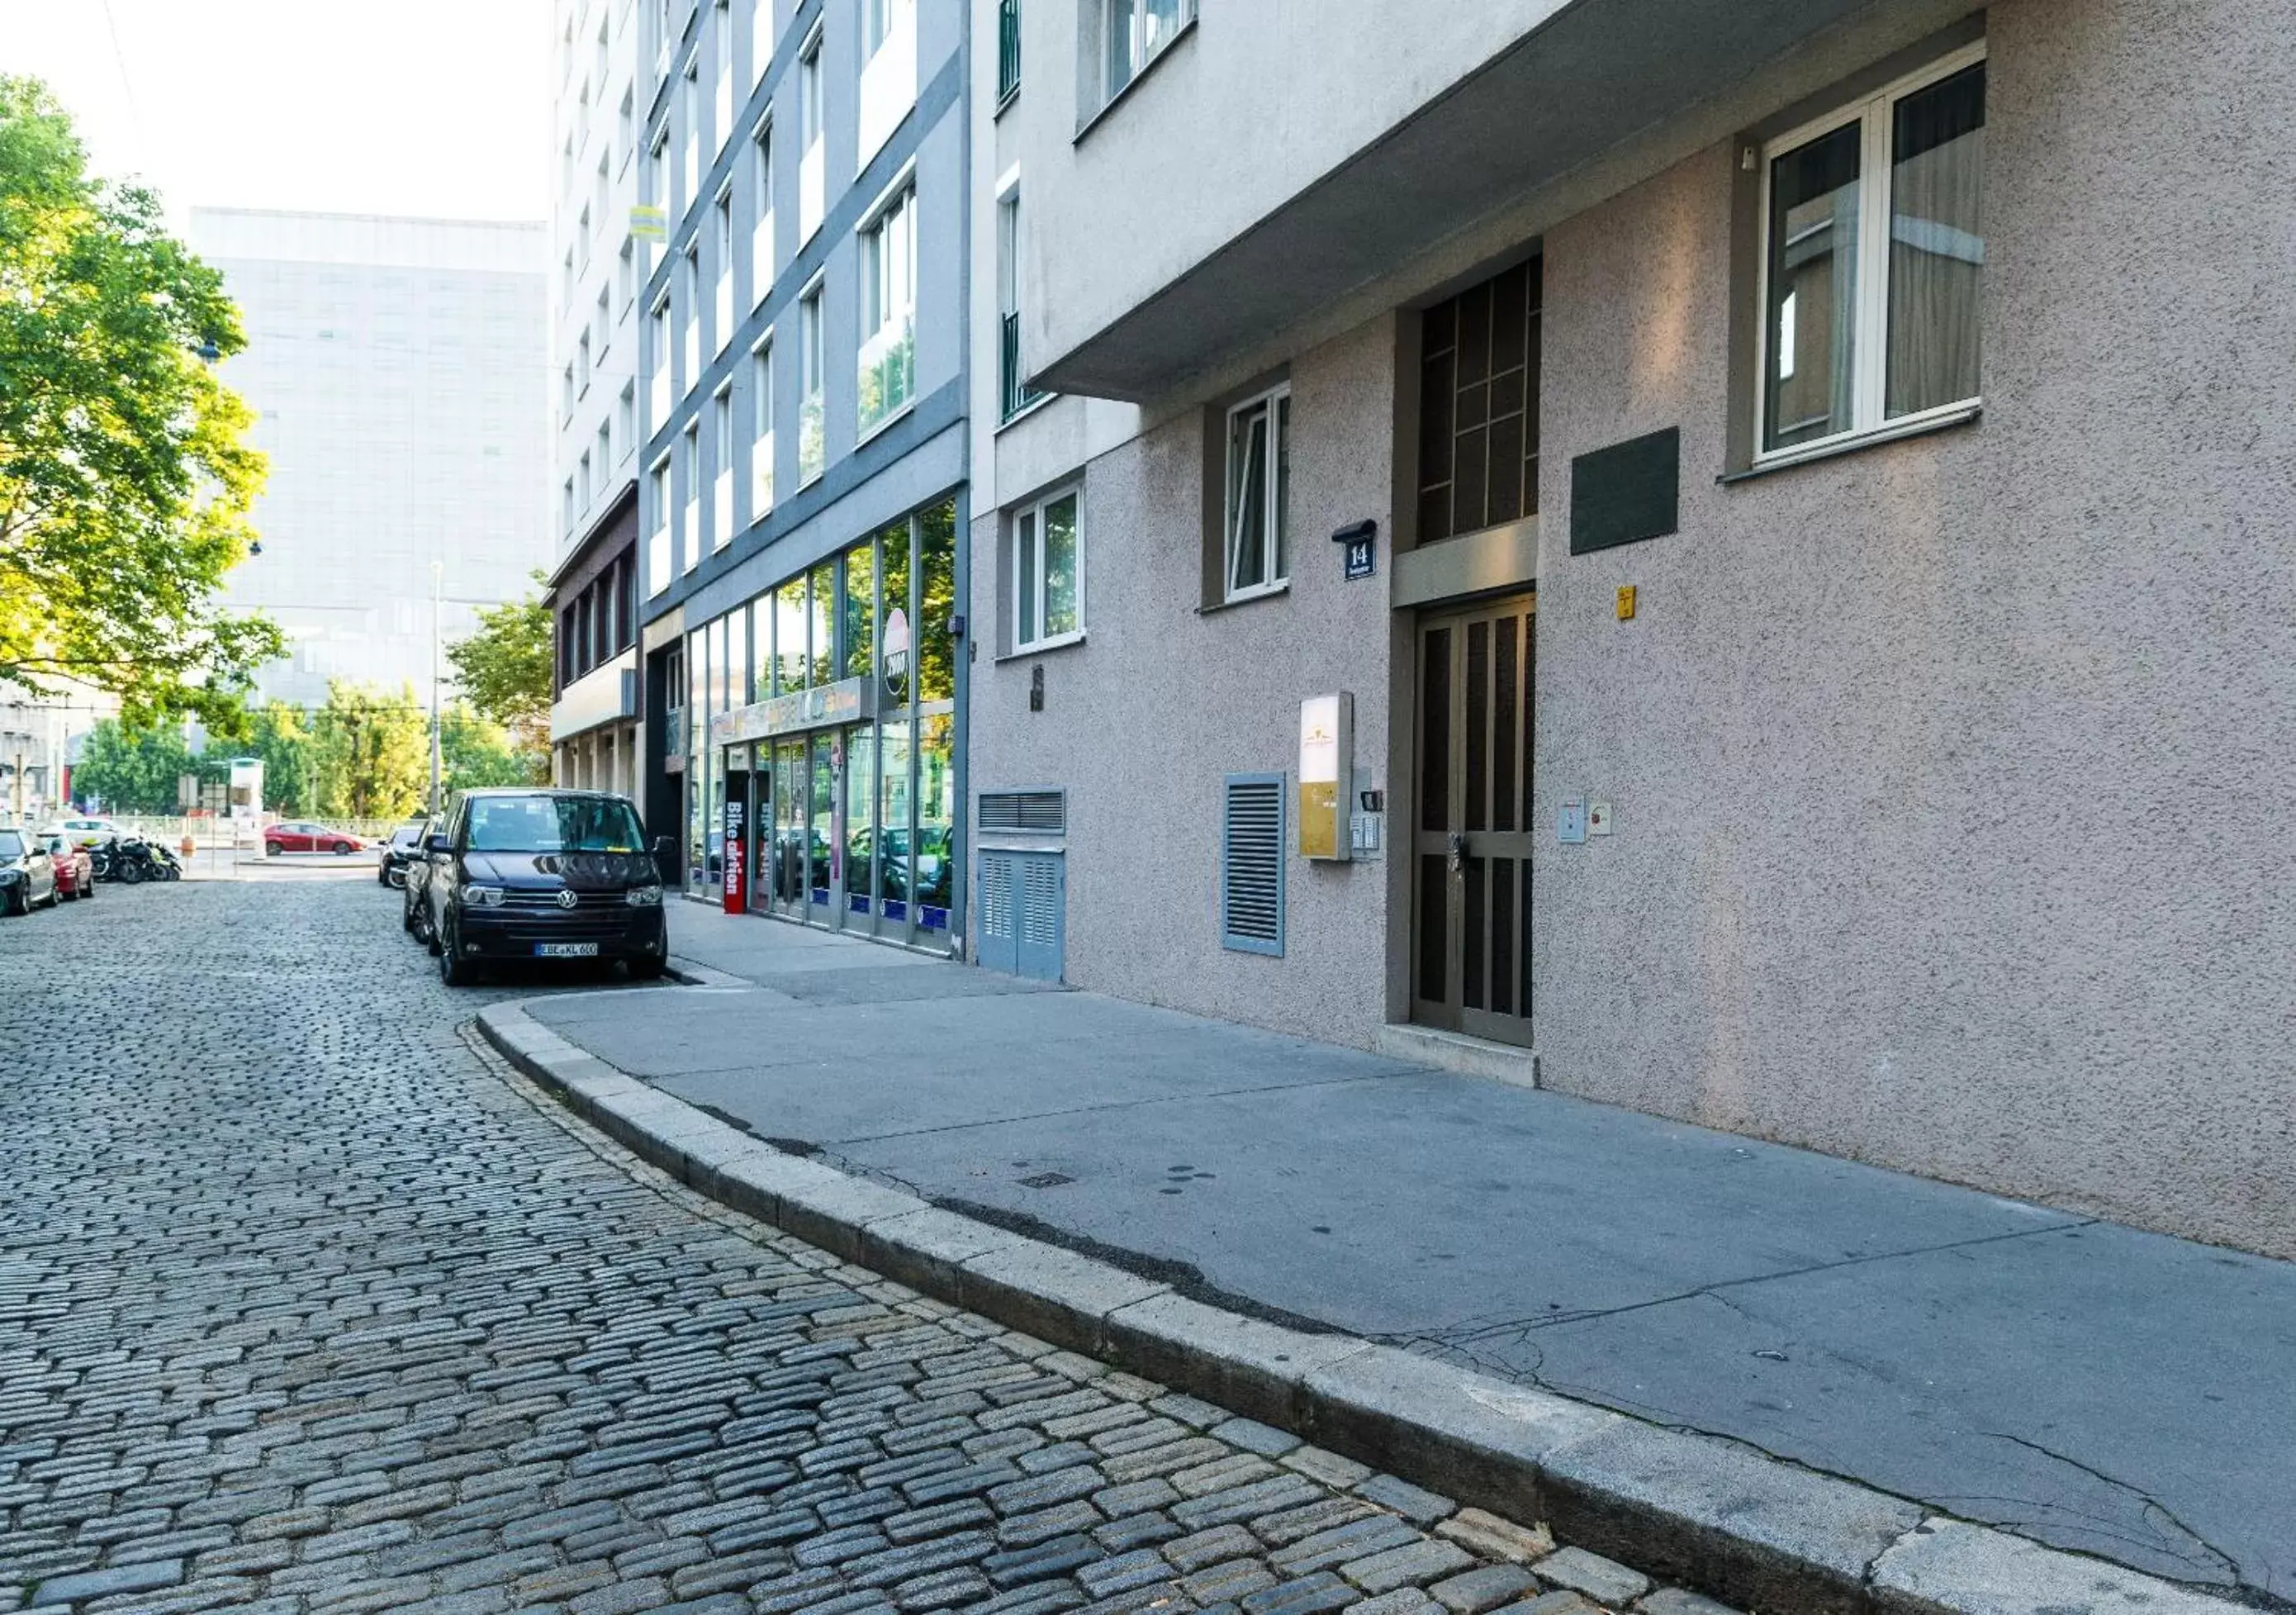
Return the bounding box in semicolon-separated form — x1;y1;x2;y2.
192;208;552;712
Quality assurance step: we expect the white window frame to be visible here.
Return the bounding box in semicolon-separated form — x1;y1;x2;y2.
798;24;824;147
1753;40;1987;466
855;169;917;440
1097;0;1194;109
1012;483;1084;654
750;330;776;517
1222;382;1290;603
796;273;827;487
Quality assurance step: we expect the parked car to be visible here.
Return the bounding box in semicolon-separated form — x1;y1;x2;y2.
264;820;365;857
401;816;442;943
0;827;59;914
425;789;669;986
35;829;94;901
59;816;123;850
377;815;431;886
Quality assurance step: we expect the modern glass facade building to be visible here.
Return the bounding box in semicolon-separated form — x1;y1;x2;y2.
637;0;967;952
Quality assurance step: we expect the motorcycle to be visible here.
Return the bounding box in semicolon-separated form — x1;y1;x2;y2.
87;842;116;881
149;843;183;881
107;835;175;884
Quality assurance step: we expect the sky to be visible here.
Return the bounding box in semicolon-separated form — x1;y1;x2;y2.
0;0;551;229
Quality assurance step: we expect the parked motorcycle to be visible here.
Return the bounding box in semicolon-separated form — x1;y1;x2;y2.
149;843;183;881
106;835;176;884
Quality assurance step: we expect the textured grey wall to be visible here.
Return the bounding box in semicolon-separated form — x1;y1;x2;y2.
1530;0;2296;1256
968;319;1399;1043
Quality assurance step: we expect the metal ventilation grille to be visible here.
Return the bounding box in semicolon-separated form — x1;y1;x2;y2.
980;790;1066;834
1221;774;1284;956
1022;858;1060;948
980;853;1015;942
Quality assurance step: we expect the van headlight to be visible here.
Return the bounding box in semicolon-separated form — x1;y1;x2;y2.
625;884;663;907
465;885;505;907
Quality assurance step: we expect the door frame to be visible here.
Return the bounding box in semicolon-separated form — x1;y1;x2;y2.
1408;591;1536;1047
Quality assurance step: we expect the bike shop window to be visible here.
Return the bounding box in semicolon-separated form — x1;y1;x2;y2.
1758;44;1985;458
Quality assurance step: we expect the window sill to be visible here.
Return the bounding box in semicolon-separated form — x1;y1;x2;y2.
1722;402;1981;485
1198;580;1290;615
999;630;1086;663
1073;17;1198;145
995;392;1055;435
856;398;916;448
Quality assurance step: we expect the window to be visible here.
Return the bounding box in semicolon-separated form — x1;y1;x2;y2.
798;28;823;147
712;382;734;549
619;88;633;169
864;0;913;57
751;335;775;515
578;449;593;507
577;329;591;394
857;183;916;435
561;363;575;419
1097;0;1191;109
595;153;610;225
1220;774;1284;956
649;292;672;421
618;237;636;311
997;186;1041;420
682;62;700;201
1013;487;1080;652
1417;258;1540;545
648;453;673;596
681;420;701;571
752;117;775;294
681;243;701;391
562;477;576;528
562;247;576;302
596;419;613;477
595;285;612;357
577;203;592;268
619;382;636;454
998;0;1021;102
798;280;825;485
1222;383;1290;600
1759;45;1985;458
796;25;827;241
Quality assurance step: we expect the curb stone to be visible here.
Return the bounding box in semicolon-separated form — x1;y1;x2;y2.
475;998;2255;1615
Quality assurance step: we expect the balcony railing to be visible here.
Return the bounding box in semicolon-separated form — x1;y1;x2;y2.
857;317;915;436
713;471;733;550
1000;310;1042;420
998;0;1021;102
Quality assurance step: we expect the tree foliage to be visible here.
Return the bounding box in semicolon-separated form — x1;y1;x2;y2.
446;571;553;762
0;76;282;733
71;717;220;813
443;701;544;792
309;682;429;820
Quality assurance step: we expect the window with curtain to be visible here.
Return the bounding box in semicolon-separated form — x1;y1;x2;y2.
1760;48;1985;457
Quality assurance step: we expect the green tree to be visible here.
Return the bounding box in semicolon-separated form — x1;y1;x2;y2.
310;682;428;819
441;701;543;792
227;701;315;816
72;717;222;813
446;572;553;762
0;77;284;732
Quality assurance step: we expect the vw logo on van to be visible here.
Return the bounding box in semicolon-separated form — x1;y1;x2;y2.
557;889;578;909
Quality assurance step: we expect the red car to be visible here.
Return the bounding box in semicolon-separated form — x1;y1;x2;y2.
34;829;94;900
264;820;366;857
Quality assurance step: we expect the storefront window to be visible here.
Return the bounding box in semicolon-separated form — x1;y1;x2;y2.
685;629;704;891
808;561;837;687
917;710;955;931
842;539;876;684
881;516;913;708
918;499;956;704
775;577;808;694
879;715;913;920
845;724;877;916
916;497;957;933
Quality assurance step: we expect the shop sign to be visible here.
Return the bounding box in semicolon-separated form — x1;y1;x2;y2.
709;674;872;746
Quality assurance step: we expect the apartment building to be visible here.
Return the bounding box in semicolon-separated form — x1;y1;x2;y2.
635;0;967;950
970;0;2296;1256
192;209;549;710
547;0;647;796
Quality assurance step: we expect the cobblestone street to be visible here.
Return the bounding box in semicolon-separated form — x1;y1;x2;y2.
0;877;1680;1615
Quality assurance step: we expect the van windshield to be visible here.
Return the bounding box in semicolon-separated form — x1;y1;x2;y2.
466;796;645;854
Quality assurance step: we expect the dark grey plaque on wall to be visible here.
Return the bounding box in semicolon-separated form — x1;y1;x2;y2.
1570;427;1679;555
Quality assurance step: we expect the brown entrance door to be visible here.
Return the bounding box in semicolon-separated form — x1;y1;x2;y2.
1411;593;1535;1045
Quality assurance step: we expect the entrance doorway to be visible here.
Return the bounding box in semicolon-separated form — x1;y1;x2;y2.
1411;592;1535;1046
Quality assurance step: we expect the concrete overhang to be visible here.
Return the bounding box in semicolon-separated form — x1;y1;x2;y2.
1032;0;1886;402
551;653;640;744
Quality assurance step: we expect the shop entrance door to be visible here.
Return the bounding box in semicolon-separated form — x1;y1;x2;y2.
1411;593;1536;1046
769;739;808;920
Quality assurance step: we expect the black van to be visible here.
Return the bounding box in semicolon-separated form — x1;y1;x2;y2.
424;789;671;985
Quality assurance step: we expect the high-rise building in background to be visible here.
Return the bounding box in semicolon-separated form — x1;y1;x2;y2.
544;0;646;798
192;208;550;711
632;0;969;952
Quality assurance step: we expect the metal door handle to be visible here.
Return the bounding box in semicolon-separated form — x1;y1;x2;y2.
1447;832;1465;874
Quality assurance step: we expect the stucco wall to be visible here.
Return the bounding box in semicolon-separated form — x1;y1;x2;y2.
968;318;1399;1045
1530;0;2296;1255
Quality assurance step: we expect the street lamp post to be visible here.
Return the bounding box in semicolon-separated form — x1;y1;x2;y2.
430;560;444;815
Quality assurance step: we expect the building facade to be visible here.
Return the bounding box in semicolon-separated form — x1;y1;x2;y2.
548;0;648;795
191;209;550;710
635;0;969;948
971;0;2296;1257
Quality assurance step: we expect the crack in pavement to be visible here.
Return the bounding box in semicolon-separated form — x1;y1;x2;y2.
1980;1432;2244;1586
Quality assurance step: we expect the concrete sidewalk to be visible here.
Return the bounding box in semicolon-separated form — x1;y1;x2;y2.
520;901;2293;1603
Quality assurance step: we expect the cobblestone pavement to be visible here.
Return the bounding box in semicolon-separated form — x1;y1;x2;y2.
0;879;1695;1615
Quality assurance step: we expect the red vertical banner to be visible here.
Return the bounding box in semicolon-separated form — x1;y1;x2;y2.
724;836;745;913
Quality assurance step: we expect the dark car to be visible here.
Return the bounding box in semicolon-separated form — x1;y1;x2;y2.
377;815;431;886
0;827;59;915
401;815;442;942
425;789;669;986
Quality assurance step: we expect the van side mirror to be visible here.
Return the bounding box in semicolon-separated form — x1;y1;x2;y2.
426;834;452;856
650;835;676;863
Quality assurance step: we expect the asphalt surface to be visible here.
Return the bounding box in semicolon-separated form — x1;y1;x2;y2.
520;902;2296;1603
0;873;1646;1614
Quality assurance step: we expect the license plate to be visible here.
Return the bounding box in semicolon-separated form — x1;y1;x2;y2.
535;942;600;957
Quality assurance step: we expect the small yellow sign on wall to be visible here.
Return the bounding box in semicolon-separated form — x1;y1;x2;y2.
1615;585;1638;621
